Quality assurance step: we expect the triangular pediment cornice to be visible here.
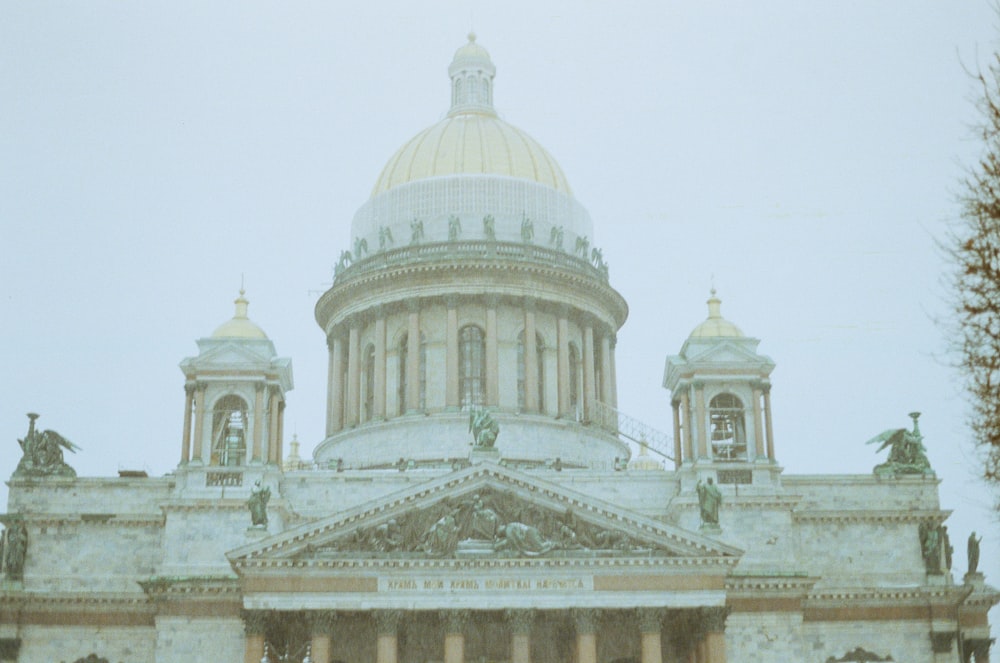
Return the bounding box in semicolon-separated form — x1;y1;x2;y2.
227;463;742;568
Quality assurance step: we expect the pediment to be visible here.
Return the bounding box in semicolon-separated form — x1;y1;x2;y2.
228;463;742;567
683;339;770;366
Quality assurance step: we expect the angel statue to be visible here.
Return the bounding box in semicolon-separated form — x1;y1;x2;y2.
469;407;500;448
14;413;80;478
866;412;932;477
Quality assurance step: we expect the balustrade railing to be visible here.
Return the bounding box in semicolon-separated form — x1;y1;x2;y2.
592;400;674;462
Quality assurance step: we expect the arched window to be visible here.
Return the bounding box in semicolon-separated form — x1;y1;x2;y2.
709;393;747;461
211;394;248;466
398;332;426;414
459;325;485;408
517;331;545;412
568;343;581;419
362;344;375;422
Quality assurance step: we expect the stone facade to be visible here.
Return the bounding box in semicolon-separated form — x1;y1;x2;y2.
1;34;996;663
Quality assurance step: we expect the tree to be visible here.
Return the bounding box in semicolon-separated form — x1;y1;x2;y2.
948;51;1000;488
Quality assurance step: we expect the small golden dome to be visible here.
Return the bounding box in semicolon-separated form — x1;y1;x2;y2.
689;290;743;339
211;290;268;339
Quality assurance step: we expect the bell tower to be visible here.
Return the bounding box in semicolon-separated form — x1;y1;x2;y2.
178;290;293;469
663;291;776;476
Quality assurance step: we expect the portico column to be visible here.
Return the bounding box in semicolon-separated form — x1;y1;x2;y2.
441;610;468;663
557;310;570;417
309;611;337;663
252;382;265;463
327;334;344;434
505;609;534;663
694;383;707;460
192;381;206;463
702;607;728;663
680;389;692;462
524;298;539;412
763;386;775;461
638;608;665;663
374;310;387;420
572;608;599;663
375;610;402;663
242;610;267;663
752;385;765;461
486;295;499;407
276;399;285;466
582;325;596;423
180;384;194;464
671;401;682;470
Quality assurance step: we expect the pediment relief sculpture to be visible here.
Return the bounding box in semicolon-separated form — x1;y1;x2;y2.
305;488;668;559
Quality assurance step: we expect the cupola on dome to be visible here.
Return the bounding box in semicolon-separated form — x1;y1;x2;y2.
370;34;571;197
211;290;268;340
688;290;744;339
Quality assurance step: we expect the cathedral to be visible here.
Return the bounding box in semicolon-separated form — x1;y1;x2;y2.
0;35;996;663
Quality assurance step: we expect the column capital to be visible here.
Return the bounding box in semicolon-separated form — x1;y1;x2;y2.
929;632;954;654
439;609;470;634
255;381;266;393
184;382;196;396
374;609;403;635
406;298;422;314
242;609;269;636
637;607;666;634
484;293;500;309
700;606;729;633
444;294;461;309
504;608;535;635
571;607;601;635
195;380;208;392
308;610;339;636
554;303;572;319
522;296;536;311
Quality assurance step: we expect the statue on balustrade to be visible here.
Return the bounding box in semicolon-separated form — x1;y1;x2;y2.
13;413;79;478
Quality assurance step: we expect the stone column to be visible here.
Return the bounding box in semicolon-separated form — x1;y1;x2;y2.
374;311;387;420
406;303;421;413
609;335;618;408
680;389;692;463
486;296;499;407
276;399;286;465
347;323;361;427
751;385;765;462
327;334;344;435
180;384;194;465
572;608;599;663
308;611;337;663
524;298;539;412
252;382;265;463
557;311;570;417
242;610;267;663
701;607;728;663
446;296;460;409
192;382;206;463
375;610;402;663
600;333;613;408
672;400;682;469
441;610;468;663
506;609;535;663
267;389;281;465
762;386;775;462
694;383;707;460
638;608;665;663
582;325;596;423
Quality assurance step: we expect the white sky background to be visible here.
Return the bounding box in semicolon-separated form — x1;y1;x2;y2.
2;0;1000;623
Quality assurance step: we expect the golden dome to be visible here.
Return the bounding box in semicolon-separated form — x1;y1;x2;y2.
211;290;268;340
371;114;571;196
370;34;571;197
689;290;743;339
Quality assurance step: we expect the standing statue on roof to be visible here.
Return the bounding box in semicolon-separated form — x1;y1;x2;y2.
866;412;933;476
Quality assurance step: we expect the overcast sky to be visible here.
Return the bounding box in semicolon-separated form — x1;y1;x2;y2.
2;0;999;616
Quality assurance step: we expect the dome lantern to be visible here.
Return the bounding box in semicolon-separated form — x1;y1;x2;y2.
448;32;497;117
